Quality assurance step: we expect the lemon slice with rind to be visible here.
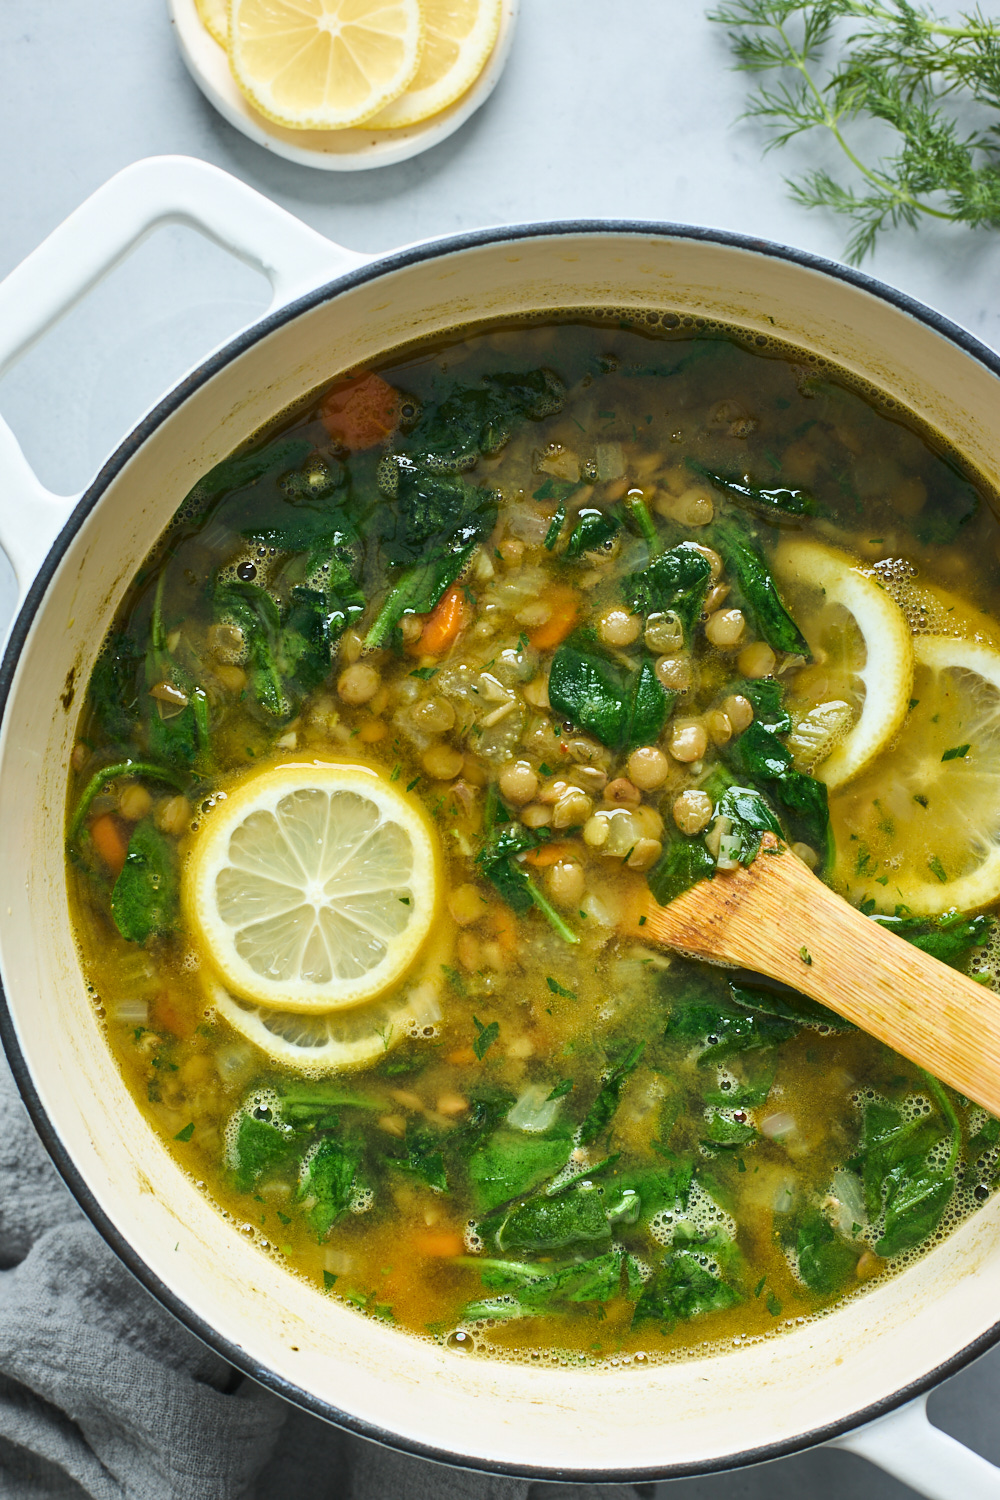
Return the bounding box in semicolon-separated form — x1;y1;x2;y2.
229;0;423;131
367;0;501;129
204;975;442;1072
186;762;438;1012
195;0;228;45
833;634;1000;915
774;540;914;791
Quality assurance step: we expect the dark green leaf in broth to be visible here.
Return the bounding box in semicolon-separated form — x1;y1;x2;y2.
876;1162;954;1257
110;821;179;944
298;1136;363;1239
494;1180;614;1253
710;517;811;657
565;507;621;559
870;908;990;968
621;543;712;642
796;1210;858;1294
466;1128;573;1213
647;835;716;906
578;1042;645;1145
691;463;815;518
191;437;313;501
633;1250;740;1328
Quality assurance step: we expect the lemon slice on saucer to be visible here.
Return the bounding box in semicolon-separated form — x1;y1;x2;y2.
228;0;423;130
205;975;442;1072
833;634;1000;915
186;763;438;1012
195;0;228;45
367;0;501;128
774;540;914;790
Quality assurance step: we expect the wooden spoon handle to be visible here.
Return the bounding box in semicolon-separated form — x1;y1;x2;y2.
637;835;1000;1115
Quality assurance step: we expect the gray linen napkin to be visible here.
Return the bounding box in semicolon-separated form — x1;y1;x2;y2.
0;1053;645;1500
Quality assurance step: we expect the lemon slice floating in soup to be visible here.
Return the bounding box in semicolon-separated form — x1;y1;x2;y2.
367;0;501;129
186;763;438;1012
833;634;1000;914
228;0;423;131
774;540;914;790
204;975;442;1072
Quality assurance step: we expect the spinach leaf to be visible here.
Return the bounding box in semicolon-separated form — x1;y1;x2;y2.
384;1120;448;1192
664;991;798;1062
89;632;145;743
298;1136;363;1239
713;784;783;865
494;1180;627;1253
618;1160;695;1218
110;821;179;943
621;543;712;642
229;1112;295;1193
548;645;669;752
722;721;830;859
877;1162;955;1258
850;1089;958;1256
475;794;578;944
625;660;673;751
364;462;498;648
466;1128;573;1214
647;835;716;906
214;581;288;718
463;1248;636;1319
633;1250;740;1328
796;1210;858;1294
870;908;990;967
730;978;848;1030
566;507;621;559
191;436;313;502
692;463;815;518
407;368;564;472
710;517;811;657
578;1042;646;1145
728;676;792;734
703;1114;758;1148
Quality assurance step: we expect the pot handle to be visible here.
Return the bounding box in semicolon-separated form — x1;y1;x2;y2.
831;1393;1000;1498
0;154;367;601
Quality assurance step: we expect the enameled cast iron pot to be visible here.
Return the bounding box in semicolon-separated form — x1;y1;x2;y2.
2;157;1000;1498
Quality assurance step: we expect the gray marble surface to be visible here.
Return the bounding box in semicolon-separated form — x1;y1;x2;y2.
1;2;1000;1494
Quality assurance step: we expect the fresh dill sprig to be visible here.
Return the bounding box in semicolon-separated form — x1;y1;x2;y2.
709;0;1000;262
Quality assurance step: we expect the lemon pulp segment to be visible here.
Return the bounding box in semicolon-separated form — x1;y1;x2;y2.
367;0;501;128
228;0;423;130
774;539;913;790
186;762;438;1011
832;634;1000;914
205;975;442;1072
195;0;229;44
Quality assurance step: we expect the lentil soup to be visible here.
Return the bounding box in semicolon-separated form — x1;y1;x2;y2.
66;315;1000;1366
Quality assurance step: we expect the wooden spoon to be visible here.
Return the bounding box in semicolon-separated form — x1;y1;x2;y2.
628;832;1000;1116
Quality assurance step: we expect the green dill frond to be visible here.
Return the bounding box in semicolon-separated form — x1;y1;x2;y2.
710;0;1000;262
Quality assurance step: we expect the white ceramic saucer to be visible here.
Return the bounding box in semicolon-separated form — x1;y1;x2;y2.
168;0;519;172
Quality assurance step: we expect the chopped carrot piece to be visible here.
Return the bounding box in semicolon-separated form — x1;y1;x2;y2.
412;1230;465;1258
90;813;129;877
445;1046;477;1067
152;989;196;1041
319;372;399;451
412;584;469;657
488;905;519;956
523;840;577;869
529;584;581;651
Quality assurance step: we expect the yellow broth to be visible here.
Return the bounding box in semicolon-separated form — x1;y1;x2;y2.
66;316;1000;1366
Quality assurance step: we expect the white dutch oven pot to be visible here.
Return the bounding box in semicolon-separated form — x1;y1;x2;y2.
1;157;999;1498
